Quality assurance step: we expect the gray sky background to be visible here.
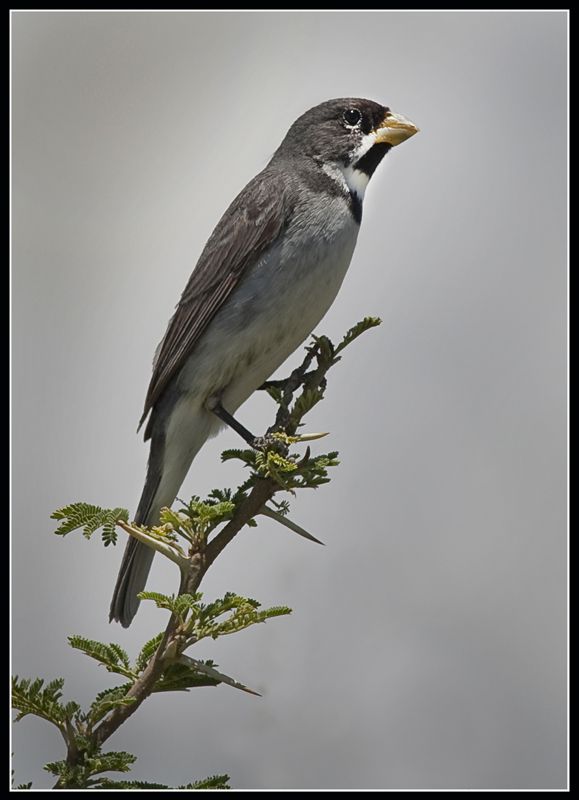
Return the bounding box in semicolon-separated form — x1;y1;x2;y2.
11;11;567;790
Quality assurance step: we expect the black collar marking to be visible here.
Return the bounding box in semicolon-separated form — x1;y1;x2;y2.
354;142;391;178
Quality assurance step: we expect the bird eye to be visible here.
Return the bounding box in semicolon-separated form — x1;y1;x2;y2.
343;108;362;127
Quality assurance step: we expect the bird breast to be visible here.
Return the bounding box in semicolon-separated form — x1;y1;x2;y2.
176;194;359;413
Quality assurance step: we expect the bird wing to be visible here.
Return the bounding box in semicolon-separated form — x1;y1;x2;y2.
139;169;289;433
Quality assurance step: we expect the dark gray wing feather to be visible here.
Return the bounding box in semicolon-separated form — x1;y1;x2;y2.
138;169;289;434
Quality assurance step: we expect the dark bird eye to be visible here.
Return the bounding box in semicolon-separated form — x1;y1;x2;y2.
343;108;362;127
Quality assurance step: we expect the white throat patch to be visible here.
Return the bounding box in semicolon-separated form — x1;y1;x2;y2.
341;165;370;199
323;131;377;201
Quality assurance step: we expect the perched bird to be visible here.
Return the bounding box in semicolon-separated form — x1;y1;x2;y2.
110;97;418;626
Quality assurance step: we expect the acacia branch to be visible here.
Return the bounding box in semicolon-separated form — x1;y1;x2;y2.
13;318;381;791
40;318;382;786
88;342;329;750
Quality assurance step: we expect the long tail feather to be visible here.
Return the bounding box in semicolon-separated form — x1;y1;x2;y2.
109;402;218;626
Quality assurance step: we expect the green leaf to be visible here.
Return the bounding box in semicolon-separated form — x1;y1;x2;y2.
137;591;179;615
103;509;128;546
94;779;171;789
136;589;291;644
156;497;237;543
89;684;134;724
186;499;236;526
93;774;231;789
51;503;128;546
158;507;193;533
173;593;202;620
107;643;131;670
290;386;325;422
263;383;284;404
91;683;131;707
137;590;176;608
138;591;207;624
334;315;381;355
221;448;257;466
194;593;292;641
51;503;102;534
44;759;69;777
135;632;164;671
311;333;335;362
153;660;220;693
84;750;137;776
45;751;137;782
181;774;231;789
12;676;79;728
68;636;136;679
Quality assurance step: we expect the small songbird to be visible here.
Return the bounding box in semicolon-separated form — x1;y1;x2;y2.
110;97;418;626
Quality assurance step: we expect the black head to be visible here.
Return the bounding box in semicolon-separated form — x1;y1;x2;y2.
276;97;418;178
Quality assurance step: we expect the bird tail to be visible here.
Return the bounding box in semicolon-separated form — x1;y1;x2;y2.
109;402;219;627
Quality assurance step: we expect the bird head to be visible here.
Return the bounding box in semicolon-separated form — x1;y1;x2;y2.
276;98;418;198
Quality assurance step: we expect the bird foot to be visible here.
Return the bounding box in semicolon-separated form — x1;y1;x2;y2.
250;433;289;457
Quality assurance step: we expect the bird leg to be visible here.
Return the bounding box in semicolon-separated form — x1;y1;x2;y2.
208;399;286;453
209;400;256;446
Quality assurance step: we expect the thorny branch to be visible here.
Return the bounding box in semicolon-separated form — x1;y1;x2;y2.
43;318;382;786
69;335;340;767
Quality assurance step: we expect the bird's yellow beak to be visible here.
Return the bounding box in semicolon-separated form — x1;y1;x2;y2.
375;111;419;146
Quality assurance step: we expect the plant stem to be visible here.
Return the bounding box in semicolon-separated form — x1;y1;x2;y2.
69;337;340;765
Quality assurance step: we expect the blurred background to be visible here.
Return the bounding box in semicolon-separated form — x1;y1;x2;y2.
11;11;567;790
